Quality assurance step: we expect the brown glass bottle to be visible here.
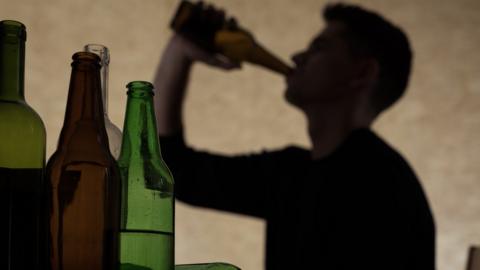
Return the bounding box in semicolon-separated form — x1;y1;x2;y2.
45;52;120;270
170;0;292;75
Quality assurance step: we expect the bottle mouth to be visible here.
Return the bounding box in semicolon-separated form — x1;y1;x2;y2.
0;20;27;41
84;44;110;65
126;81;154;96
72;51;101;67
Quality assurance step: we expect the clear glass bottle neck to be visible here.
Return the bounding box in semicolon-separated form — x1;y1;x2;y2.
0;30;25;101
84;44;109;117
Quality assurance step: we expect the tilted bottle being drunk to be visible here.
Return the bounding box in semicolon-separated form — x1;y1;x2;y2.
45;51;121;270
170;0;292;75
118;81;174;270
0;20;46;270
84;44;123;159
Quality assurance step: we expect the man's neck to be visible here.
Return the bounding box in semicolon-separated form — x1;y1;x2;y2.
304;101;373;160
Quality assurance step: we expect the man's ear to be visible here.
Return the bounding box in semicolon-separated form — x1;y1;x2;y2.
349;58;379;92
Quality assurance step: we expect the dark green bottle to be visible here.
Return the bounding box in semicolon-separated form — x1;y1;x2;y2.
0;20;46;269
118;81;174;270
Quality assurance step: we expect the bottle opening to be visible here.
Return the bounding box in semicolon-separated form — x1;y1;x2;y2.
0;20;27;41
84;44;110;65
72;51;101;67
126;81;154;97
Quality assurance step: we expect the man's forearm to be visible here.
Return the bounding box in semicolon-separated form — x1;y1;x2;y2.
154;37;193;136
154;34;240;136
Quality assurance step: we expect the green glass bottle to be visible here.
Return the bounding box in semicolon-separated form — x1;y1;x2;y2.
0;20;46;270
118;81;174;270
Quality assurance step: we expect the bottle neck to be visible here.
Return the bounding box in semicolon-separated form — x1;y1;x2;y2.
0;34;25;101
119;92;163;162
214;30;292;75
101;58;109;117
84;44;110;117
58;57;108;146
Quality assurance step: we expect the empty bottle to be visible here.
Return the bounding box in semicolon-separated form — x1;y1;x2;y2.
84;44;122;159
45;51;121;270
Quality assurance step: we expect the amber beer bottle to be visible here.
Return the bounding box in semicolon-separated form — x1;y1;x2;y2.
170;0;292;75
45;52;121;270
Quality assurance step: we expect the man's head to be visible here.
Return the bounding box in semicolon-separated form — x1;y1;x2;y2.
285;3;412;117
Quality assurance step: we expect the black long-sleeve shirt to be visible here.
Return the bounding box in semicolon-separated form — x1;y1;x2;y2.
160;128;435;270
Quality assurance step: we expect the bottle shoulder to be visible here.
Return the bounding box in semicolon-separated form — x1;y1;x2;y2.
51;120;116;168
104;118;122;159
0;100;46;132
104;117;122;136
0;100;46;168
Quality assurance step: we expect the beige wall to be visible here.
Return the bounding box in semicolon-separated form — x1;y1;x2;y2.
2;0;479;269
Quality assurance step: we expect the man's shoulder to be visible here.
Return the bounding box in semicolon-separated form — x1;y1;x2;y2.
352;130;431;203
348;129;413;168
337;129;422;191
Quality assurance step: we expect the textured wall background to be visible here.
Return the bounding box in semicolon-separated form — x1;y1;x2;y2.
1;0;479;269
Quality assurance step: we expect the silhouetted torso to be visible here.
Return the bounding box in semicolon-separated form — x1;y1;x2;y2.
160;128;435;270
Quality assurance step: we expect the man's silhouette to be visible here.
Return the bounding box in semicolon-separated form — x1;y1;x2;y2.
154;3;436;270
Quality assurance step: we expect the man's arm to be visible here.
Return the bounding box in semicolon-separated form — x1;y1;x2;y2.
159;133;306;218
154;34;239;136
153;34;282;218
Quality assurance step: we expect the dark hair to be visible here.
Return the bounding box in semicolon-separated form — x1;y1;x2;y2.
323;4;412;114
